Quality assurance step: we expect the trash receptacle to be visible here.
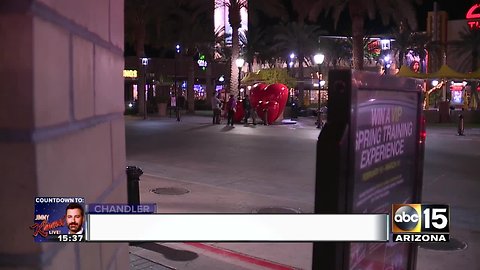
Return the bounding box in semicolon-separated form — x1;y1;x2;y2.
126;166;143;204
458;114;464;136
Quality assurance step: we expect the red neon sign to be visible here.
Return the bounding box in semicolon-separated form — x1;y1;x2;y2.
367;40;380;55
466;4;480;19
466;4;480;29
450;85;463;91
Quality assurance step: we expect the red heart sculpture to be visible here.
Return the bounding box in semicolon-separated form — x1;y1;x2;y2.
262;83;289;119
252;83;289;123
249;83;268;110
256;101;280;125
234;100;245;123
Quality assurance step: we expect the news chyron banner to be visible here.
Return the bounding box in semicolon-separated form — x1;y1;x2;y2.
87;214;388;242
30;197;156;242
30;197;86;242
30;198;388;242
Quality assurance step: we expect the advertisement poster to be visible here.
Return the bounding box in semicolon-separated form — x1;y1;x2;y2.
349;89;419;270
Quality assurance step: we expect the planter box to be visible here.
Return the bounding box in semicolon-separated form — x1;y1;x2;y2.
424;109;480;124
157;103;167;117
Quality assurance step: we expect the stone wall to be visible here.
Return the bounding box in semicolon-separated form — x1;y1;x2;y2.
0;0;128;269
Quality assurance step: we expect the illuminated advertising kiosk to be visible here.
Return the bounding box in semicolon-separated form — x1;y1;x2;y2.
450;82;466;107
312;70;425;270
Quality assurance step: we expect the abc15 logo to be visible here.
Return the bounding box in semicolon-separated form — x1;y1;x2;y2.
392;204;450;233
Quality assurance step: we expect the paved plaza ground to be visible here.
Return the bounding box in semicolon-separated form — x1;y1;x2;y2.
126;114;480;270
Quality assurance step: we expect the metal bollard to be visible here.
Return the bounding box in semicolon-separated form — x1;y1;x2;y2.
458;114;465;136
263;109;268;125
126;166;143;204
316;110;322;129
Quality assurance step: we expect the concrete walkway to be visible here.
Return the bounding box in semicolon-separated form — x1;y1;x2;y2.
129;174;312;269
126;114;480;270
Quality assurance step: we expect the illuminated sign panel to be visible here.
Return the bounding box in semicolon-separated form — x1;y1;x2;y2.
380;39;391;50
466;4;480;30
196;54;208;71
367;40;381;55
214;0;248;45
123;70;137;78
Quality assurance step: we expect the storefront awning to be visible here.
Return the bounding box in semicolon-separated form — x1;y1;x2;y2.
466;68;480;79
427;65;467;79
396;64;480;80
396;65;426;79
241;72;264;84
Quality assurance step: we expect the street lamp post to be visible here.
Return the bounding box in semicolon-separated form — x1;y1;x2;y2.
289;52;295;69
218;75;225;103
384;55;391;75
236;57;245;100
175;44;180;121
141;57;149;120
219;75;225;88
314;53;325;129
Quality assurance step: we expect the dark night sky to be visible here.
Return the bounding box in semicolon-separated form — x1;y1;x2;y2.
417;0;477;30
127;0;478;56
292;0;478;35
362;0;476;33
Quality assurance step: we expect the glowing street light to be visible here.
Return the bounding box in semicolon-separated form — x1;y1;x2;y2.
141;57;149;120
314;53;325;129
314;53;325;66
236;57;245;69
236;57;245;98
174;45;181;121
289;53;295;67
383;55;392;75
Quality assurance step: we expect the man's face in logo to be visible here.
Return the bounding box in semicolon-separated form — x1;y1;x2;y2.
66;208;83;233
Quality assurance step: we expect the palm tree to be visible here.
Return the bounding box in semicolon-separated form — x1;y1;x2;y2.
272;22;322;104
162;0;213;113
450;27;480;72
450;27;480;109
215;0;286;97
291;0;325;25
240;28;271;72
253;26;283;69
125;0;159;116
125;0;210;114
214;0;247;98
289;0;328;106
214;26;230;63
410;32;432;72
391;22;414;68
309;0;421;70
319;38;352;69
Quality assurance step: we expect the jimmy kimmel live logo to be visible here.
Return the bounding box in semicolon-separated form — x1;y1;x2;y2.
392;204;449;242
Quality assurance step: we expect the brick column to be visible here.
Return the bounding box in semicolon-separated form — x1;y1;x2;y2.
0;0;128;269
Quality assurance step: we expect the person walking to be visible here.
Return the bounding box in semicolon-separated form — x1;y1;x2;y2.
211;92;222;124
242;94;256;125
176;94;186;122
226;94;237;127
291;95;299;119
